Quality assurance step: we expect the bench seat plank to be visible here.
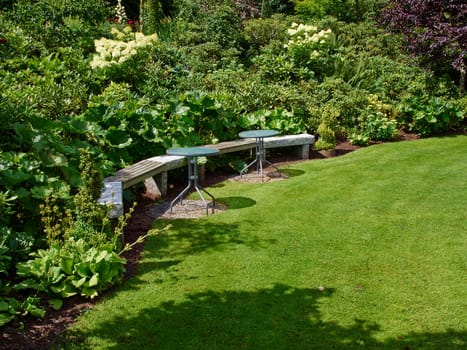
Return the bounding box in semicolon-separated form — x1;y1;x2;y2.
202;139;255;154
104;155;185;189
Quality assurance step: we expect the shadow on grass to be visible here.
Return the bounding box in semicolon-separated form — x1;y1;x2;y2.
125;218;277;287
281;168;305;178
149;218;274;258
217;196;256;209
64;283;466;349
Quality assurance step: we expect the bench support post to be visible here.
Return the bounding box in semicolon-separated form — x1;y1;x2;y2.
143;177;162;200
154;172;168;196
300;144;310;159
99;181;124;219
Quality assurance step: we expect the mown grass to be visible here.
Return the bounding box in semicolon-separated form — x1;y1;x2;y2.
62;136;466;349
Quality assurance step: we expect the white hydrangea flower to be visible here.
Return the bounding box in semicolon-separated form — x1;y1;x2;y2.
91;29;158;69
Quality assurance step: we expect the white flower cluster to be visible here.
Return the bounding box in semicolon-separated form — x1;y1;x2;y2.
91;28;158;69
115;0;128;23
285;22;332;52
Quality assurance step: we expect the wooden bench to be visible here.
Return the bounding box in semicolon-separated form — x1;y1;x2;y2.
98;133;315;217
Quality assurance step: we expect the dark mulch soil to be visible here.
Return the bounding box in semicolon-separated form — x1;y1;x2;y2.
2;135;427;349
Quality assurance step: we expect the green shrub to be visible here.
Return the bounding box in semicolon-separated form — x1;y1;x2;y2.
238;108;305;134
0;224;42;327
284;21;337;79
168;1;245;73
253;49;308;82
140;0;164;34
205;68;317;125
174;0;244;49
16;238;126;299
0;147;74;235
8;0;112;53
348;113;398;145
133;42;189;101
307;77;369;134
267;0;296;15
243;14;289;56
163;91;238;145
294;0;385;22
348;94;398;145
398;96;465;136
314;105;338;150
0;296;45;327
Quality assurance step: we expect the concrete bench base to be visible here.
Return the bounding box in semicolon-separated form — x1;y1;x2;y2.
99;133;315;217
264;133;315;159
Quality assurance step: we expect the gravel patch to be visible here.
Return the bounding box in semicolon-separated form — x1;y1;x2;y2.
147;171;286;219
148;200;228;219
228;170;287;183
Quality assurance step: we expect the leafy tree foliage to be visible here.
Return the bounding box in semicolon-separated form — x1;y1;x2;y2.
380;0;467;92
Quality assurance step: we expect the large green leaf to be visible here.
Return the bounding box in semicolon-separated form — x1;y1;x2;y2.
0;300;10;312
30;186;53;199
48;298;63;311
39;152;68;168
81;287;98;299
0;313;15;326
0;170;32;186
88;273;99;287
104;128;132;148
72;276;87;288
75;262;91;278
60;256;74;275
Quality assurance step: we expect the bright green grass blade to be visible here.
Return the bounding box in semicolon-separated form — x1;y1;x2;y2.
62;136;467;350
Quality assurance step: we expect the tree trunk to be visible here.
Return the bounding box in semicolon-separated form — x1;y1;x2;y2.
140;0;162;34
460;62;466;95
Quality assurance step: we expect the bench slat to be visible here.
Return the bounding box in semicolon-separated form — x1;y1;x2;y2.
202;139;255;154
105;159;163;186
104;155;185;189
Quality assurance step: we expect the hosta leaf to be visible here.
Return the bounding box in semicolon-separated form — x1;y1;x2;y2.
24;303;46;318
98;263;111;283
75;262;91;277
89;273;99;287
60;283;78;298
50;266;65;283
173;103;189;116
60;257;74;275
0;301;10;312
0;313;15;326
72;276;87;288
81;287;98;299
107;254;126;265
14;279;43;291
95;250;110;264
48;299;63;311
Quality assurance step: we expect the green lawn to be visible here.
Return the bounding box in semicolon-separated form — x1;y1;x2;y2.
62;136;467;349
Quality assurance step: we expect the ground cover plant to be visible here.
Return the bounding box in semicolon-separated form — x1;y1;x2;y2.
61;136;467;349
